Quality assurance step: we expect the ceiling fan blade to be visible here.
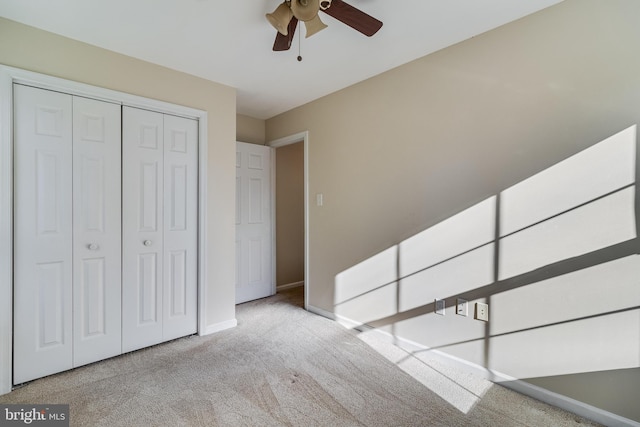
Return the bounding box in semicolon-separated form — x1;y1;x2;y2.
273;16;299;51
322;0;382;37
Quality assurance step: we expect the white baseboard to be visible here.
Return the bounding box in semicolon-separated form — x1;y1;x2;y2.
496;375;640;427
277;281;304;291
307;308;639;427
200;318;237;336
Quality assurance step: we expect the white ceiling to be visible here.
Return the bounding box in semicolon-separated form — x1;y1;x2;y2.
0;0;563;119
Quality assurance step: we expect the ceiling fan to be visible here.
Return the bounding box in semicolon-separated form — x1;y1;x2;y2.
266;0;383;51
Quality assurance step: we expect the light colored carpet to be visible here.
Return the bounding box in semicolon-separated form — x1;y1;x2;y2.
1;287;601;426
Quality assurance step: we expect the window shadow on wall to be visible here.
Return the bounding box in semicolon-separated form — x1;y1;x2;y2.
333;126;640;415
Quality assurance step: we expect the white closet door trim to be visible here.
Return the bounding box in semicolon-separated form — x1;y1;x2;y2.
0;66;203;119
0;65;209;395
0;69;14;396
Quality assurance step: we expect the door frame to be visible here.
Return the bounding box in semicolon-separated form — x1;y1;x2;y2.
0;65;209;395
268;131;309;310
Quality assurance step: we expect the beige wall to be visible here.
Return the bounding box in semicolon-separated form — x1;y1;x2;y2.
275;142;305;287
266;0;640;422
0;18;237;329
237;114;266;145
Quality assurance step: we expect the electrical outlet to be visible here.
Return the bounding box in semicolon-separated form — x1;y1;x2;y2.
475;302;489;322
456;298;468;316
435;299;445;316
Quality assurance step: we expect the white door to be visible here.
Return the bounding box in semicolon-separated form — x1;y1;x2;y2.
13;85;74;384
13;86;123;384
122;107;198;352
72;96;122;367
236;142;274;304
162;114;198;341
122;107;164;352
12;86;197;382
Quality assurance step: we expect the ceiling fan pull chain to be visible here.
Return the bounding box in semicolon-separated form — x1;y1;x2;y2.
297;25;303;61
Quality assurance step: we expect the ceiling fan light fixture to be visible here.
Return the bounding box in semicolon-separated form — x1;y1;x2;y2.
290;0;320;22
304;15;328;38
266;2;294;36
270;0;383;52
319;0;332;11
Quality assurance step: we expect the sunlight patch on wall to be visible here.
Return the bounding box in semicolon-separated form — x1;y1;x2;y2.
399;244;494;312
335;246;398;324
393;312;488;366
492;255;640;336
498;125;637;279
398;196;496;278
499;126;636;236
499;186;636;280
489;309;640;379
333;124;640;396
491;255;640;377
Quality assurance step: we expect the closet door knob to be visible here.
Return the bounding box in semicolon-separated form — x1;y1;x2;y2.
88;243;99;251
143;240;153;246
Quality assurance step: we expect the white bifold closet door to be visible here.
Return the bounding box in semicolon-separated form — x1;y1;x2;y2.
13;85;121;384
122;106;198;353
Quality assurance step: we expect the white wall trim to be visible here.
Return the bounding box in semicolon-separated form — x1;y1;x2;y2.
201;319;238;336
268;131;309;309
2;66;204;119
0;67;14;397
0;64;210;395
496;375;640;427
276;281;304;291
308;308;640;427
374;328;639;427
270;145;277;296
197;113;209;337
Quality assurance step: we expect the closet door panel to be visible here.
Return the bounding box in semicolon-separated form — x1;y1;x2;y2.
122;106;164;352
72;96;122;366
13;85;73;384
163;114;198;341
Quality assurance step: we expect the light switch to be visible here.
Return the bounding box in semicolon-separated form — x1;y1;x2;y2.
316;193;323;206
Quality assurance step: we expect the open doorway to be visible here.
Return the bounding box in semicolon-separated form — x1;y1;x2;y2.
269;132;309;309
